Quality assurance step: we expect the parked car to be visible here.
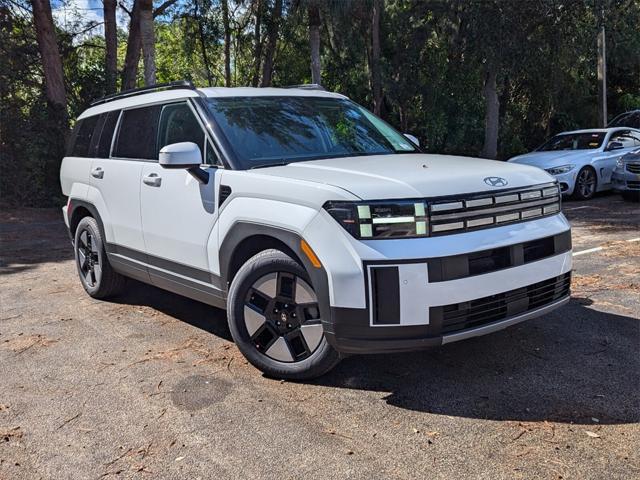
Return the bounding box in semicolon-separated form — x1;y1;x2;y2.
60;81;572;379
609;109;640;129
612;147;640;201
508;128;640;200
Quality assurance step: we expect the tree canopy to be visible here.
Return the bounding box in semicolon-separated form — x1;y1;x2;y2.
1;0;639;205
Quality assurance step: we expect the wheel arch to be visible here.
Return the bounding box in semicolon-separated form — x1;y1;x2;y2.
68;200;107;245
219;222;332;331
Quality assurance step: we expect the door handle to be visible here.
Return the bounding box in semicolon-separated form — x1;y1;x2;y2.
90;167;104;179
143;173;162;187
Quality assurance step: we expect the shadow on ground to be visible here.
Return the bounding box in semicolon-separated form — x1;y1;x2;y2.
106;278;639;426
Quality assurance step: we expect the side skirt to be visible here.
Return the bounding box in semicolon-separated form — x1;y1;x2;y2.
107;251;227;310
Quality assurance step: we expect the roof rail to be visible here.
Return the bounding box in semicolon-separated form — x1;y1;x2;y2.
282;84;326;91
90;80;198;106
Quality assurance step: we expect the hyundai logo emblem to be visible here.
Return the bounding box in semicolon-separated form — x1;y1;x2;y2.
484;176;508;187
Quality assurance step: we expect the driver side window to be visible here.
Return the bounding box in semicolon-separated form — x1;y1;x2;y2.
157;102;220;165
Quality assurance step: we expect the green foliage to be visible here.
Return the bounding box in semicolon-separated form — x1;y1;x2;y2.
1;0;639;206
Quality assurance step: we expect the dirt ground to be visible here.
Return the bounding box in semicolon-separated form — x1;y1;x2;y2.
1;193;638;480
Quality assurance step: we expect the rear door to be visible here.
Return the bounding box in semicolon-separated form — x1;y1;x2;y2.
90;105;161;281
139;101;223;298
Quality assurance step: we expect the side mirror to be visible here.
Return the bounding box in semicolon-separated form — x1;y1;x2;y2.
607;141;624;151
404;133;420;147
159;142;208;183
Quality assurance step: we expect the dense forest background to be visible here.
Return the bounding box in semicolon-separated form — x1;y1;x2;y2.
1;0;639;206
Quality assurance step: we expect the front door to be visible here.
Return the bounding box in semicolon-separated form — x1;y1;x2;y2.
139;101;224;303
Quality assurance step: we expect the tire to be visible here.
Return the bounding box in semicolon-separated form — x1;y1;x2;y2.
572;166;597;200
622;191;640;202
74;216;125;299
227;249;341;380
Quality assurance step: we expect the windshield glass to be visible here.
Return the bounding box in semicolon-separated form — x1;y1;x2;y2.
537;132;606;151
205;96;417;169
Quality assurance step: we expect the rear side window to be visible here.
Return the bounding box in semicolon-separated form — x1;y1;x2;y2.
71;115;99;157
113;105;161;159
95;110;120;158
158;103;206;163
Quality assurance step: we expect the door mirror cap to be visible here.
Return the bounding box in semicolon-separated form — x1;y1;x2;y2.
607;141;624;151
404;133;420;147
159;142;202;169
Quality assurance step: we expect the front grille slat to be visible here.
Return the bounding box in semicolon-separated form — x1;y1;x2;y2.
433;273;571;335
429;183;561;236
626;163;640;174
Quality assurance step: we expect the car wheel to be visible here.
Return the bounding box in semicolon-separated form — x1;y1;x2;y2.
227;249;341;380
74;216;125;299
572;167;597;200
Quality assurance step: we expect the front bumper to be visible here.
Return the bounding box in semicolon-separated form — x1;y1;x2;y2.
304;211;572;354
325;273;570;354
612;169;640;192
549;170;577;195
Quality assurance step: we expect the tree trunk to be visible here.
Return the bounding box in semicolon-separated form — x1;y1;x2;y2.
260;0;282;87
122;0;142;90
370;0;383;115
481;66;499;159
31;0;66;109
308;3;321;85
139;0;155;86
31;0;67;198
104;0;117;94
194;0;213;86
251;0;263;87
221;0;231;87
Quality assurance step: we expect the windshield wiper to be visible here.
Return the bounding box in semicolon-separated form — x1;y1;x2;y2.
249;161;290;170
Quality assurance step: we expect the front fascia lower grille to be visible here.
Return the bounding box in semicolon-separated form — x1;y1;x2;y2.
428;183;561;236
430;272;571;335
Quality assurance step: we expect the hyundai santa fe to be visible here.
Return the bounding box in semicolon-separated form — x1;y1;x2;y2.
60;81;572;379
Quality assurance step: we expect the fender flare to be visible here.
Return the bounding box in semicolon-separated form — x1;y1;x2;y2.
67;199;107;245
219;221;332;333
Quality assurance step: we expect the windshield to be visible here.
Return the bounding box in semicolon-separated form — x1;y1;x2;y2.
537;132;606;151
205;96;417;169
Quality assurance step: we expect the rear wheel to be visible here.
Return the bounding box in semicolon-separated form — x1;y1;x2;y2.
572;167;597;200
74;216;125;298
227;249;340;380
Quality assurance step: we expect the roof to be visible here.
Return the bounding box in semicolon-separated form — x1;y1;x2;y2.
559;127;640;135
79;85;345;120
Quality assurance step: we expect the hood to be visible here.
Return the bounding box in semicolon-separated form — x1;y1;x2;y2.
251;153;554;200
509;150;595;169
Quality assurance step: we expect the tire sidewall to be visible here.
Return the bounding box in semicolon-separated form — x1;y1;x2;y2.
227;250;338;379
74;217;105;296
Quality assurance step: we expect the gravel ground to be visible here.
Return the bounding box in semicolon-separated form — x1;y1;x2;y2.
0;193;638;480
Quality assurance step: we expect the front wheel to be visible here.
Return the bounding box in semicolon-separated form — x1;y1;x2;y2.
227;249;340;380
572;167;597;200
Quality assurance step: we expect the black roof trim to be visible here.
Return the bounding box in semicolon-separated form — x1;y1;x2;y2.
282;84;326;91
90;80;199;106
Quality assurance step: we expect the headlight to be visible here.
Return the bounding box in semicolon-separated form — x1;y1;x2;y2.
545;164;575;175
323;200;428;239
616;158;624;169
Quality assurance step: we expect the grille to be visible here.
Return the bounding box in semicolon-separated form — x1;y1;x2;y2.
429;183;561;235
626;162;640;174
627;181;640;190
430;273;570;335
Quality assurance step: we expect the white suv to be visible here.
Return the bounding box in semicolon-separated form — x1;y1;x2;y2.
60;81;572;379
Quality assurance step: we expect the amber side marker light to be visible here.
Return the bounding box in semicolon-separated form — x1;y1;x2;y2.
300;239;322;268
